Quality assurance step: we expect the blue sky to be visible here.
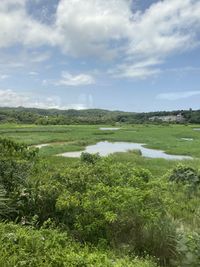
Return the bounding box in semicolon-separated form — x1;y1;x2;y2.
0;0;200;112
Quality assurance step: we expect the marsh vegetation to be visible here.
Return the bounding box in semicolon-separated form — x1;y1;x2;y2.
0;123;200;266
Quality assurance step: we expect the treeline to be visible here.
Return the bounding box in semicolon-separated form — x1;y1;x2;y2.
0;107;200;124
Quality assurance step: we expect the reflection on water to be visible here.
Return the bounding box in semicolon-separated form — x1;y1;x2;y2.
59;141;192;160
34;144;49;149
181;138;193;141
99;128;120;131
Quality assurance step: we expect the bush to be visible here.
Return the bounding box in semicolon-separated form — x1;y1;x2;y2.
55;159;176;264
80;152;101;164
0;138;38;160
176;230;200;267
168;165;200;186
0;222;158;267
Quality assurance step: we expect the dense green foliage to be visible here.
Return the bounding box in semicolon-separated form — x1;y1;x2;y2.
0;127;200;266
168;164;200;185
0;223;158;267
1;107;200;124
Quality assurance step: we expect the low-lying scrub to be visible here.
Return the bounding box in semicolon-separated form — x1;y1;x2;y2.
0;138;200;266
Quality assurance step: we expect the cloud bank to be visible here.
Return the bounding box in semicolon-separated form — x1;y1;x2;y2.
157;91;200;100
0;0;200;79
0;89;89;110
56;72;95;86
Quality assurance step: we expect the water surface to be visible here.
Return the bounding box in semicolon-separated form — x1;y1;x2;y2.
34;144;49;149
181;138;193;141
99;127;120;131
59;141;192;160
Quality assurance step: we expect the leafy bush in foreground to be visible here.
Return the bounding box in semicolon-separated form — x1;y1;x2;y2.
0;154;175;265
0;138;38;160
0;222;157;267
176;230;200;267
0;139;38;221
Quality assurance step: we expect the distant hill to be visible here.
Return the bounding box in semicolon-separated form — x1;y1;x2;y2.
0;106;200;124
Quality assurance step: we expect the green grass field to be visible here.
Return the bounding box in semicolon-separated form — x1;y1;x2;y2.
1;123;200;175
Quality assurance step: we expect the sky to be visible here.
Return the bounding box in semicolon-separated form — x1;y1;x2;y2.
0;0;200;112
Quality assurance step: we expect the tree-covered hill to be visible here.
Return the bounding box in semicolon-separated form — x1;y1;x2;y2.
0;106;200;124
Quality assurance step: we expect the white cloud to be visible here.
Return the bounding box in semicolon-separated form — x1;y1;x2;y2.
1;0;200;79
0;89;90;110
157;91;200;101
54;0;200;78
165;66;200;73
0;62;24;69
65;103;88;110
30;52;51;63
127;0;200;58
0;89;29;107
0;50;51;74
42;79;48;86
110;58;162;79
56;0;200;61
54;0;132;58
0;74;10;80
0;0;57;48
56;72;95;86
115;0;200;79
29;71;38;75
1;0;200;56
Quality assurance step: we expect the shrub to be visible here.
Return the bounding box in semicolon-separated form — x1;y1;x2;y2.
168;165;200;186
55;159;176;264
0;222;158;267
80;152;101;164
176;230;200;267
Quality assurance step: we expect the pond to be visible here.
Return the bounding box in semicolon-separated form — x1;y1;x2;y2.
181;138;193;141
34;144;49;149
59;141;192;160
99;128;120;131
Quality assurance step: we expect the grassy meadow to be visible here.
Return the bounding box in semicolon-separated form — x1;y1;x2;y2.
1;123;200;175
